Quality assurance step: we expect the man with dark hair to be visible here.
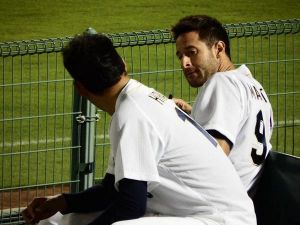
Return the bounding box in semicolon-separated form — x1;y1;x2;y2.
171;15;274;195
63;33;125;94
22;32;256;225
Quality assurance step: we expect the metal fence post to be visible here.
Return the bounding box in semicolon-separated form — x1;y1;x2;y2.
71;87;97;192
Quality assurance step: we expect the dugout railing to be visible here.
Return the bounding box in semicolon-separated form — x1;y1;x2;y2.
0;19;300;224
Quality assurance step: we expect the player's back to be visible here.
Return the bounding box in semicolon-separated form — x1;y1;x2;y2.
229;65;274;190
112;79;256;225
192;65;273;191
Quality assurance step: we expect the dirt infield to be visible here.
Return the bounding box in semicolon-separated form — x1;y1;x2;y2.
1;186;70;210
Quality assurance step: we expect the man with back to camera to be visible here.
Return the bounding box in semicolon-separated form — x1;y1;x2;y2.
171;15;274;196
22;31;256;225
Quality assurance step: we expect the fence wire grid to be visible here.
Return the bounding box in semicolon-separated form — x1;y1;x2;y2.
0;19;300;224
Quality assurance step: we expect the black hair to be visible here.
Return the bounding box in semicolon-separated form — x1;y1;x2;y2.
62;33;125;94
171;15;231;58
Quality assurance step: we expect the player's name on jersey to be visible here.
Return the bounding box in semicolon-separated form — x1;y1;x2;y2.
247;84;268;103
148;91;168;104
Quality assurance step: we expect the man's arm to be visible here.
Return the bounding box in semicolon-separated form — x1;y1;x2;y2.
215;138;231;155
22;173;117;225
172;98;192;114
207;129;233;156
171;96;232;156
22;194;67;225
22;173;147;225
87;178;147;225
63;173;117;213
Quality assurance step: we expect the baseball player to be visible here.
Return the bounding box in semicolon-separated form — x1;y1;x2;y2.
22;32;256;225
171;15;274;195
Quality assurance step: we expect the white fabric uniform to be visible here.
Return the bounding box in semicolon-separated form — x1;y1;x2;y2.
192;65;273;191
107;79;256;225
40;79;256;225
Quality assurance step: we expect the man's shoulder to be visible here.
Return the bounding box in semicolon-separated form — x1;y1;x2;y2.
209;65;264;89
206;70;240;89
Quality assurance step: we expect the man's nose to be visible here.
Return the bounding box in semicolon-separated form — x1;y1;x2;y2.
181;56;192;68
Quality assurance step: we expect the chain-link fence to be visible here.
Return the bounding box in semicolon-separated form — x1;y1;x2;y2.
1;19;299;224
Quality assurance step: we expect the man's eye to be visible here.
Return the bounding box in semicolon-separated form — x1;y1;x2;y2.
176;54;183;60
189;49;197;55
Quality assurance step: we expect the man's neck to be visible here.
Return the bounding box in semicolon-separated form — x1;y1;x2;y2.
94;74;130;115
218;55;235;72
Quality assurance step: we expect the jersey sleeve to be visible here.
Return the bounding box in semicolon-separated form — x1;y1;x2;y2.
87;178;147;225
62;173;116;213
192;74;246;146
109;100;162;190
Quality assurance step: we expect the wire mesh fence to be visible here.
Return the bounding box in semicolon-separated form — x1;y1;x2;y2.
0;19;299;224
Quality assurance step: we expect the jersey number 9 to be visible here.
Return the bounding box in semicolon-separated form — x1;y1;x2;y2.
251;110;267;165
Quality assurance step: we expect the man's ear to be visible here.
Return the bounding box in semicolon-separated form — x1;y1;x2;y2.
215;41;226;58
122;58;128;73
74;81;89;97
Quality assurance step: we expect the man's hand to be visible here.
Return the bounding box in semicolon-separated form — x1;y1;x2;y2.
172;98;192;115
22;194;67;225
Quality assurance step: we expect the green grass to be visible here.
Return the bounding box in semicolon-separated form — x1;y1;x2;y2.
0;0;299;41
0;0;300;191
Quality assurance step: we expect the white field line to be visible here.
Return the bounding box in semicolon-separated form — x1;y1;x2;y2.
273;119;300;126
1;134;108;148
1;120;300;148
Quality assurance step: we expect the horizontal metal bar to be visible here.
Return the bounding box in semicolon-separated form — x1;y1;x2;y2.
0;78;72;88
1;19;299;57
240;58;300;66
129;68;182;76
0;37;73;57
0;210;25;225
107;29;173;47
0;180;78;192
224;18;300;38
0;145;80;157
268;91;300;96
0;112;80;123
1;134;107;148
95;142;111;147
274;124;300;128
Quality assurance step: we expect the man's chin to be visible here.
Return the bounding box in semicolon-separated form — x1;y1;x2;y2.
187;79;205;88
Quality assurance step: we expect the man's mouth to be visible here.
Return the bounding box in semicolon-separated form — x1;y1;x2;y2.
184;71;196;78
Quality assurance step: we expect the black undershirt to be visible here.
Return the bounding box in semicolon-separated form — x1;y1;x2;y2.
63;173;147;225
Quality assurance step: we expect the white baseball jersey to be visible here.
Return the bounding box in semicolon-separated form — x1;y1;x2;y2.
192;64;273;191
107;79;256;225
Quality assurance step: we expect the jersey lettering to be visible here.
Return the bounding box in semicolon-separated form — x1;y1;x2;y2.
175;107;217;147
259;88;268;102
247;84;268;103
148;91;168;104
251;110;267;165
253;86;263;101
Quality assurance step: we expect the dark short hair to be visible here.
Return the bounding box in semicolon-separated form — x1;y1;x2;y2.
62;33;125;94
171;15;231;58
